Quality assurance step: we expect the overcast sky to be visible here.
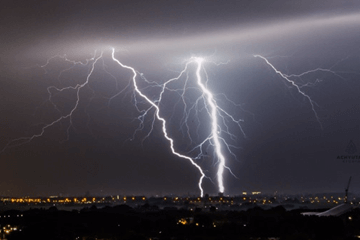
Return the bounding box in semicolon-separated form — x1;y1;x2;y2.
1;0;360;197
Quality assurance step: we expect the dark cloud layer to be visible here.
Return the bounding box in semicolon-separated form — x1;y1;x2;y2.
1;0;360;196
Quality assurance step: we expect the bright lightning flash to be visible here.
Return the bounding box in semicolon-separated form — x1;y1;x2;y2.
193;57;226;193
2;48;246;197
111;51;244;196
3;50;343;196
110;51;209;196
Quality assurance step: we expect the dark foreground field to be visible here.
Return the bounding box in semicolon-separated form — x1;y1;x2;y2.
1;204;360;240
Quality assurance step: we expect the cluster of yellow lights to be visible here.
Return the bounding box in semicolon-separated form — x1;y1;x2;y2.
2;194;356;209
10;198;41;203
1;225;18;235
262;199;272;204
178;219;188;225
2;196;147;205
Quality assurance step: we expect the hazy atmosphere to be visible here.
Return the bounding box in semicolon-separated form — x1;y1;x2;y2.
1;0;360;197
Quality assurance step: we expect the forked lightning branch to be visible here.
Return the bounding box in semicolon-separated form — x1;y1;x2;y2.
2;48;335;196
2;48;248;197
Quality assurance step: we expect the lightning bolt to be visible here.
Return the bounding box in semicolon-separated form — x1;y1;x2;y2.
254;55;352;130
254;55;323;129
111;50;245;195
1;52;103;151
193;57;226;193
2;48;247;196
110;50;209;196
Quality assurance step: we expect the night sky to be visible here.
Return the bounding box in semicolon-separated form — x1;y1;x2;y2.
1;0;360;197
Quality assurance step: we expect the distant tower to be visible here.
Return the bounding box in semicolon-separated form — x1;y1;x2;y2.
345;176;352;203
218;192;223;197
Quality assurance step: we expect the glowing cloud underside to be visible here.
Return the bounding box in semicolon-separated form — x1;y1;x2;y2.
117;12;360;55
